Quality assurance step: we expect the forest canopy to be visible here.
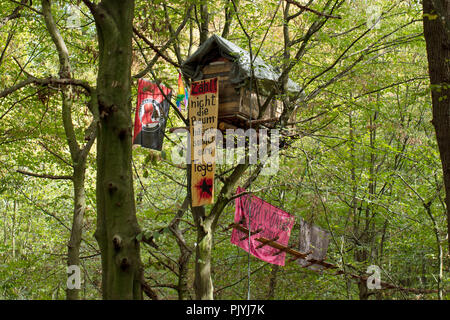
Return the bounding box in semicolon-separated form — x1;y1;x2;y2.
0;0;449;300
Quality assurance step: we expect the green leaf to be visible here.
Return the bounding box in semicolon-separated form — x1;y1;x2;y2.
423;13;438;20
144;230;152;239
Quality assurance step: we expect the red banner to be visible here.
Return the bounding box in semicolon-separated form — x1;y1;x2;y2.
190;78;218;96
231;187;295;266
133;79;172;151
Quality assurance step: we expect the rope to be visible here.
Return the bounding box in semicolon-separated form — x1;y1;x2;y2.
247;43;255;302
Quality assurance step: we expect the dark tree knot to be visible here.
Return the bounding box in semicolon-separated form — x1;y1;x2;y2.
112;235;122;250
108;182;118;194
98;101;118;118
118;128;128;140
120;257;130;270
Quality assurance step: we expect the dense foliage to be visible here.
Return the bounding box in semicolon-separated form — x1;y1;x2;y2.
0;0;448;299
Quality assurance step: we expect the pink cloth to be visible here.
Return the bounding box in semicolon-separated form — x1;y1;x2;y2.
231;187;295;266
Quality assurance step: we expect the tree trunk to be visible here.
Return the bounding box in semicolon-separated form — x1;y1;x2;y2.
3;201;7;245
187;159;214;300
355;231;370;300
66;167;86;300
267;265;279;300
12;200;16;258
199;1;209;44
170;197;193;300
423;0;450;255
42;1;95;299
189;160;249;300
193;205;214;300
423;202;444;299
178;246;192;300
89;0;142;299
358;279;369;300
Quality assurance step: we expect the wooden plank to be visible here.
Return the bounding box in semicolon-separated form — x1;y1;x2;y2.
203;74;229;82
247;117;280;126
189;78;219;207
239;89;285;120
218;122;238;130
272;244;296;256
220;96;240;105
219;87;240;101
239;228;263;241
230;223;336;269
287;251;312;263
202;61;233;75
218;101;240;115
203;74;231;81
203;65;232;75
202;76;240;102
256;236;279;249
240;98;260;119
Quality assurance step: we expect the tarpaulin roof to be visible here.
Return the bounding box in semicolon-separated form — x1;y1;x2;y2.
181;34;303;95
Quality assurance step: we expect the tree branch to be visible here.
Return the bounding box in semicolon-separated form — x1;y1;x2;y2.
0;76;93;99
38;141;73;167
133;5;192;79
80;0;97;15
7;0;42;16
17;169;72;180
284;0;341;19
132;27;180;68
0;0;27;28
210;163;250;229
141;278;159;300
42;0;71;78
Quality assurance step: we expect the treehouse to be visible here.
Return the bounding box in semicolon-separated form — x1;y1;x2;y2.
181;35;303;131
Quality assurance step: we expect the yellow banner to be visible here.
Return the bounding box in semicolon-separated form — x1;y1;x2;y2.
189;78;219;207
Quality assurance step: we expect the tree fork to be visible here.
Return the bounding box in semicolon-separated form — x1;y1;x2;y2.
42;0;96;300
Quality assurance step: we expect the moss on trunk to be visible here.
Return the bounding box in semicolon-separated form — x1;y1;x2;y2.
91;0;142;300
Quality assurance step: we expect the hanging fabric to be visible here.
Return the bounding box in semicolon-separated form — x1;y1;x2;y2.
297;218;331;271
231;187;296;266
176;73;188;112
133;79;172;151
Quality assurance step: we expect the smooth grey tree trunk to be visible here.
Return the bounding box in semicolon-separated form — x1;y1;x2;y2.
42;0;96;300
